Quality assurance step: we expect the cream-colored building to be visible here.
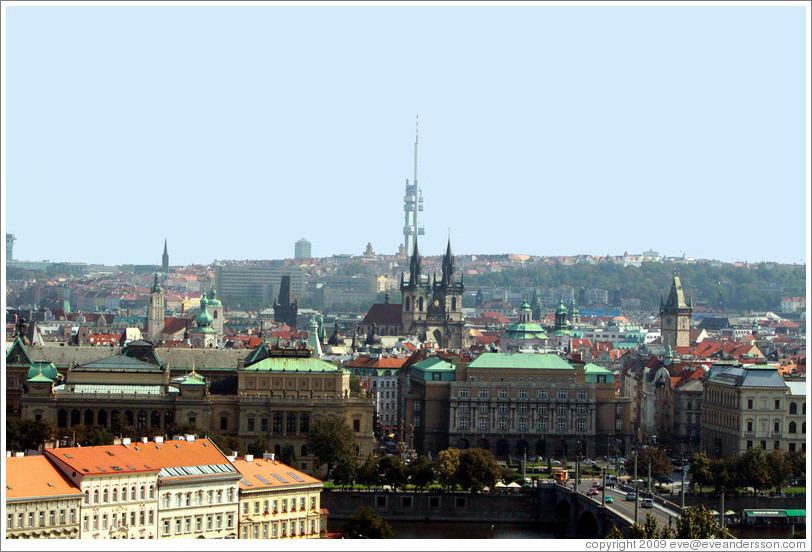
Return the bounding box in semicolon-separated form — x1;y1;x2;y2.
701;363;807;458
233;454;325;539
44;441;161;539
5;455;83;539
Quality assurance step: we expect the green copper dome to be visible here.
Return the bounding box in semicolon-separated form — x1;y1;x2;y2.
195;293;213;328
556;301;568;315
207;288;222;307
519;301;531;311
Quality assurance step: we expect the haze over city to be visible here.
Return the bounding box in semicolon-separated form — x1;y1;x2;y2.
3;2;809;267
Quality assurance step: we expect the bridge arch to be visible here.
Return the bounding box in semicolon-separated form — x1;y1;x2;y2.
575;510;600;538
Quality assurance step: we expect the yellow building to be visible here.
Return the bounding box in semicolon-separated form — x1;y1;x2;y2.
233;455;325;539
5;455;83;539
44;441;161;539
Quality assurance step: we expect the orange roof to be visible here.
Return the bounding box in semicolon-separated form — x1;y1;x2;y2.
45;438;234;478
5;455;83;500
232;457;322;491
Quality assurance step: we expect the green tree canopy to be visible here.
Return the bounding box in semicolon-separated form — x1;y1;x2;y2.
457;448;500;493
408;455;435;490
765;449;790;494
357;453;380;488
625;447;671;480
676;506;726;539
378;454;407;491
689;453;712;491
6;417;56;452
307;415;356;479
341;506;394;539
434;448;461;491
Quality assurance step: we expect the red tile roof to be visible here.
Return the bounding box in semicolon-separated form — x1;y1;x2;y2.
5;455;83;500
232;457;321;491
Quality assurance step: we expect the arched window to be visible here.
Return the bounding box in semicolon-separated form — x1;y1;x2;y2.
227;488;235;502
140;486;145;500
122;487;127;501
84;409;94;426
452;297;457;311
84;490;89;504
103;489;108;502
57;409;68;428
151;411;161;428
131;486;136;501
137;410;147;429
70;409;80;426
301;445;308;457
789;422;797;433
112;488;117;502
93;490;99;504
418;297;423;312
287;413;297;433
125;410;134;426
300;413;310;433
149;485;155;499
97;410;107;427
790;402;797;414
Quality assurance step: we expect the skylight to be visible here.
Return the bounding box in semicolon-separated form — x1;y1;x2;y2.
240;478;253;486
287;472;304;482
255;475;271;484
271;474;288;484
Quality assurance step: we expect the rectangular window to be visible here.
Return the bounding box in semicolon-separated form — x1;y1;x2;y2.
227;514;234;528
247;418;255;431
518;389;528;399
499;388;508;398
261;418;269;432
49;510;55;525
83;516;89;531
93;515;98;530
254;501;260;514
539;390;548;398
310;496;316;510
353;419;361;432
558;404;566;415
243;502;249;515
242;526;248;539
39;512;45;527
558;390;567;399
70;510;76;523
273;523;278;537
176;519;182;533
479;418;489;430
207;515;213;530
163;520;170;535
216;515;222;530
578;390;587;399
459;388;469;398
263;523;268;538
775;400;781;410
185;517;191;533
7;514;13;530
196;517;202;532
459;417;469;430
518;418;527;431
59;510;65;524
102;514;108;530
479;389;489;398
748;399;753;409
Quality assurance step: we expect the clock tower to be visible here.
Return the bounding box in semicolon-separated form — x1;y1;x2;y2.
660;272;693;349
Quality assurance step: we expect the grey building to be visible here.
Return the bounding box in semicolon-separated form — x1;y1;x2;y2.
295;238;311;260
214;263;304;305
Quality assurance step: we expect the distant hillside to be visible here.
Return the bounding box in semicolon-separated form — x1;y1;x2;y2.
465;261;806;313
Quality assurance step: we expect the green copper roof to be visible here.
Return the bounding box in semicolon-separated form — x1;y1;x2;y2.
413;357;454;371
27;362;59;380
6;338;34;365
556;302;568;314
503;322;548;339
78;355;163;373
519;301;531;311
468;352;573;370
584;363;613;375
28;373;55;383
180;372;206;386
243;356;344;373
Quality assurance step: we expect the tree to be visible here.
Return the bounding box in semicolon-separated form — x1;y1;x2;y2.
643;513;658;538
627;524;645;538
378;455;407;491
75;425;114;447
307;415;356;479
6;417;56;452
408;456;435;490
279;442;297;468
247;436;271;458
659;523;674;539
341;506;394;539
434;448;460;491
784;450;806;480
624;447;671;480
208;432;247;457
689;453;712;492
736;448;770;494
676;506;726;539
765;449;790;494
357;454;380;488
332;455;357;489
605;525;625;539
457;448;500;493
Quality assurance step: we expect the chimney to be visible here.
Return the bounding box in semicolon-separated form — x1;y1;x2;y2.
142;437;149;444
185;434;195;442
262;453;275;460
113;438;122;445
122;438;131;446
6;451;12;457
245;454;254;462
15;452;24;457
155;436;164;444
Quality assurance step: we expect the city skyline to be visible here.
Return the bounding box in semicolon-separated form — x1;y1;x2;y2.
3;1;810;267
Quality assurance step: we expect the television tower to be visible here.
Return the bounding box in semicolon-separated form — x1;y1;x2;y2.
402;116;424;257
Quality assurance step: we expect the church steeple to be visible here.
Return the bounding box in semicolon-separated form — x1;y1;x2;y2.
408;239;422;288
161;239;169;273
441;236;455;287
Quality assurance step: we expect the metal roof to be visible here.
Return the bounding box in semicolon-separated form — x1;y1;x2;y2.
468;352;573;370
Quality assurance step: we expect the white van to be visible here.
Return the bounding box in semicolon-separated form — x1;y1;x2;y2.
641;498;654;509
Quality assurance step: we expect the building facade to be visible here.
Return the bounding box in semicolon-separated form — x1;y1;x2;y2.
5;455;83;539
660;274;693;349
233;454;325;539
700;363;807;458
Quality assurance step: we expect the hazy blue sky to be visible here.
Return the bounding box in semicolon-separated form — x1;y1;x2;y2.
3;2;809;266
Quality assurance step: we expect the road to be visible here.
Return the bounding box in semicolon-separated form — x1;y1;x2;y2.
573;475;681;531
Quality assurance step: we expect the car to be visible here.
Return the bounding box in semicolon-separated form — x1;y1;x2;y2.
549;459;561;466
641;498;654;509
592;481;601;487
588;489;599;496
625;492;637;501
657;476;674;484
605;496;614;504
617;457;626;463
582;459;596;465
